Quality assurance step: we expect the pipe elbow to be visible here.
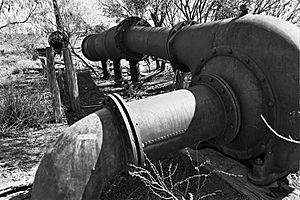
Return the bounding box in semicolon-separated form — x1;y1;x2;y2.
31;109;127;200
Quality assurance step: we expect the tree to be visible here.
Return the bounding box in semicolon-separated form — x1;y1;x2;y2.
101;0;149;22
172;0;300;24
101;0;176;26
0;0;39;31
250;0;300;25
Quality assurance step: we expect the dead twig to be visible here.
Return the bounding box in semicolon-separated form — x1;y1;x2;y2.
260;114;300;144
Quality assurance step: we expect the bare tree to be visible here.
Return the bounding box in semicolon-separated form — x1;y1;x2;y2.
172;0;300;24
250;0;300;24
0;0;39;31
101;0;177;26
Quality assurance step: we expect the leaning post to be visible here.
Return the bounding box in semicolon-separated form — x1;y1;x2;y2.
46;47;63;122
62;48;80;112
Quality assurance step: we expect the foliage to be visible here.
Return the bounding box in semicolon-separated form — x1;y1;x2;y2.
0;80;53;136
101;0;300;26
101;0;175;26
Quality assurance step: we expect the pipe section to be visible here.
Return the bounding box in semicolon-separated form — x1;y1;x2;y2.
31;109;127;200
82;27;123;61
31;85;226;200
127;86;225;159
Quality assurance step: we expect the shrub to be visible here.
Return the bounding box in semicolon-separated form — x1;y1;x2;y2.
0;80;52;136
129;150;220;200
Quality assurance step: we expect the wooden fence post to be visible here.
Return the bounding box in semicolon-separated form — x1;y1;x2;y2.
62;47;80;112
46;47;63;122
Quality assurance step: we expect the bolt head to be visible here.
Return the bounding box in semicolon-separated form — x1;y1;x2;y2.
254;158;263;165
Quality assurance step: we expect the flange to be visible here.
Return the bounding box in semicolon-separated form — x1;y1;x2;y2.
103;94;144;166
191;73;241;144
115;17;150;62
166;21;196;72
48;30;69;50
195;46;276;159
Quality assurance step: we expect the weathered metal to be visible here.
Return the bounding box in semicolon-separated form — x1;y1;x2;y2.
100;60;109;79
112;59;123;85
129;61;140;83
32;14;300;199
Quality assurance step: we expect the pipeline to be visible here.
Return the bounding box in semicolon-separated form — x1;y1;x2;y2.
31;15;300;200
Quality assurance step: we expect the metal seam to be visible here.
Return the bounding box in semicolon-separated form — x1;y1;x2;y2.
143;129;187;147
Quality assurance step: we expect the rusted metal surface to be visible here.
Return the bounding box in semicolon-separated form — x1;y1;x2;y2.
129;61;140;83
32;14;300;199
112;59;123;85
127;85;227;159
100;60;109;79
81;14;299;183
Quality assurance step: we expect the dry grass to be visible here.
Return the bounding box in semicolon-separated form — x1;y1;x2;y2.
0;79;53;137
128;149;240;200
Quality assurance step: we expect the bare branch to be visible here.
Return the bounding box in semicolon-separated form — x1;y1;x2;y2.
0;0;4;12
0;1;38;30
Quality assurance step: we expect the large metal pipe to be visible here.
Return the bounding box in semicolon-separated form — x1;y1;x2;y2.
31;85;229;199
32;15;300;199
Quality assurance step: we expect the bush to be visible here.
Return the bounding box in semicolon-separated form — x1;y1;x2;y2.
0;80;52;136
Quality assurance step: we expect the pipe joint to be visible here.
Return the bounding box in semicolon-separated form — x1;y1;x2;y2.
103;93;144;166
115;17;150;62
191;73;241;144
166;21;196;72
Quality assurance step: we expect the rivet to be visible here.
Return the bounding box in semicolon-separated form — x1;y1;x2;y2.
220;88;224;93
209;78;213;82
212;49;217;54
112;105;116;110
245;58;250;64
260;77;266;82
201;58;205;62
230;124;234;129
229;106;233;111
228;48;232;54
268;101;274;107
254;158;263;165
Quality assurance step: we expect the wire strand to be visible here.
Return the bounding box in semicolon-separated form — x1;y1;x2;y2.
260;114;300;144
